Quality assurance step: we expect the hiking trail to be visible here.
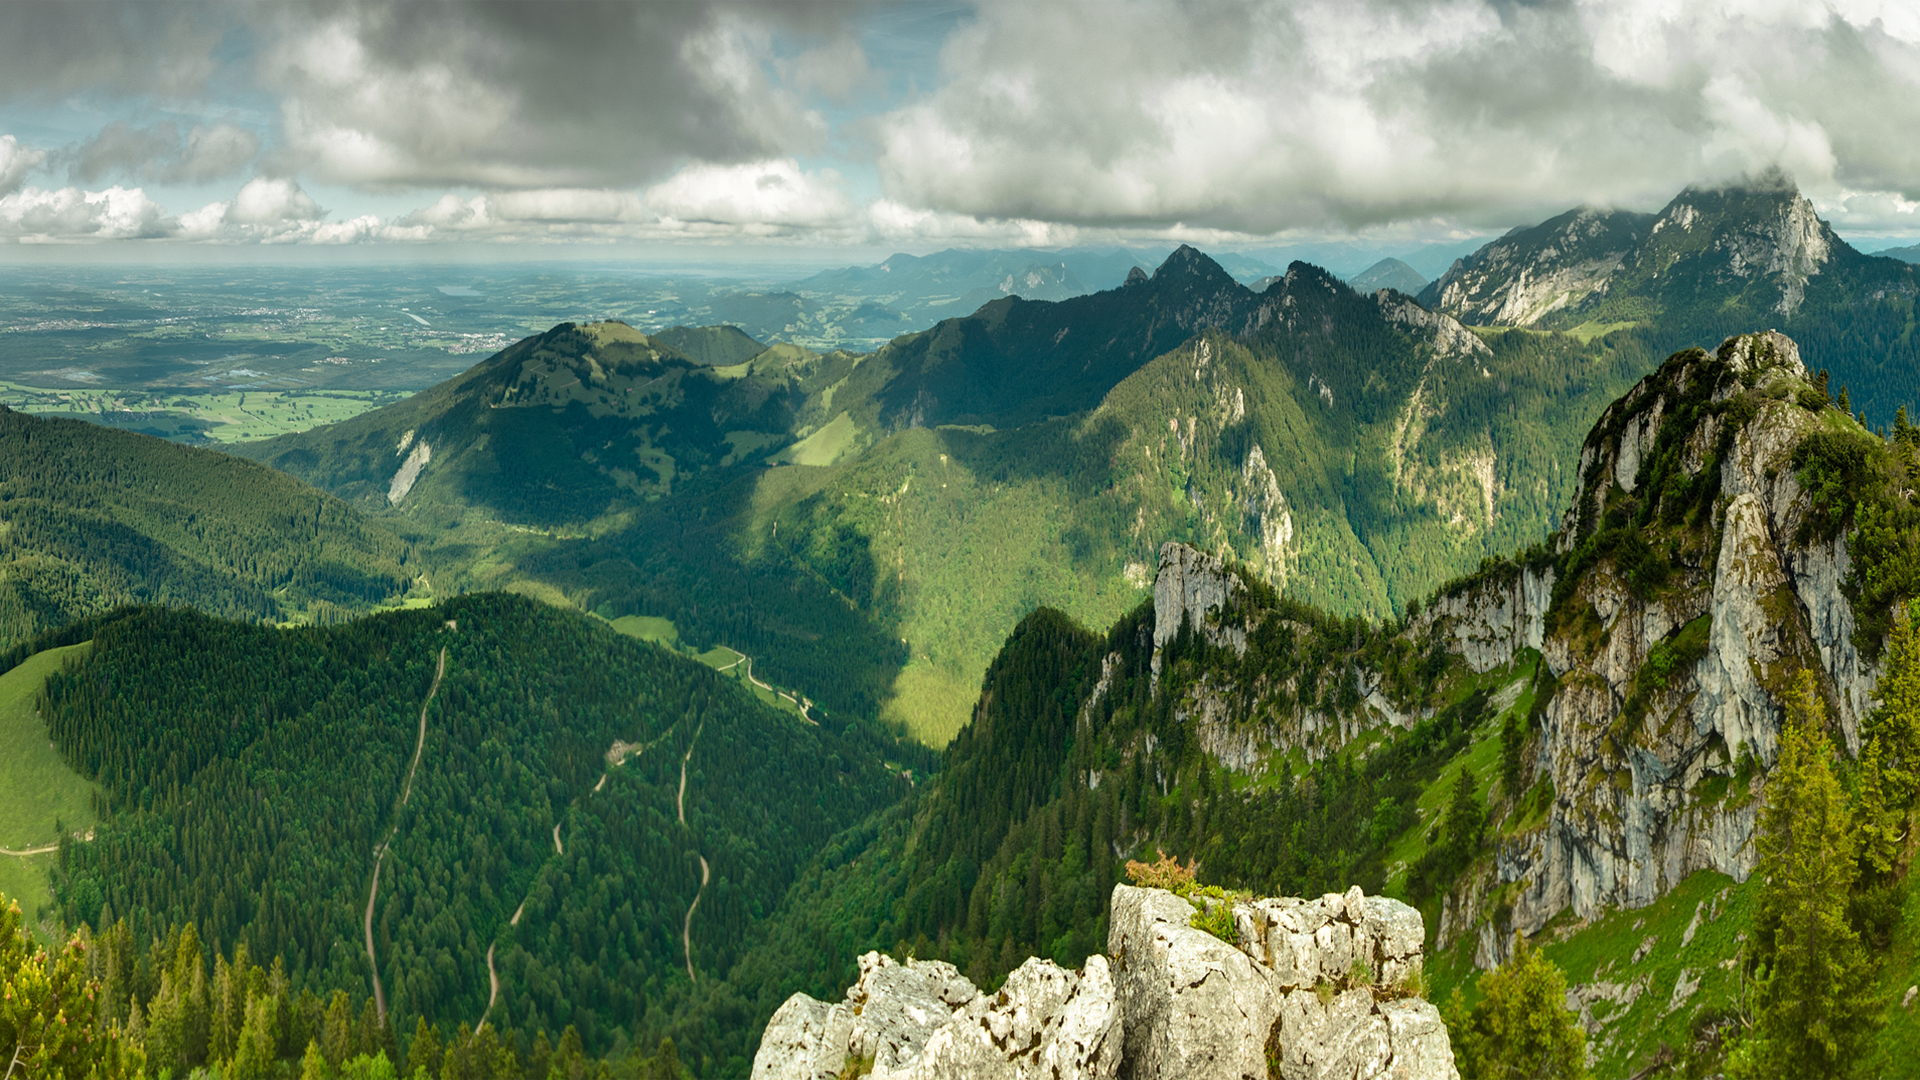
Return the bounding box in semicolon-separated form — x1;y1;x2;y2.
364;645;446;1024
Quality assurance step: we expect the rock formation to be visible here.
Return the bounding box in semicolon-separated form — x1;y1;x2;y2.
751;884;1457;1080
1434;330;1892;964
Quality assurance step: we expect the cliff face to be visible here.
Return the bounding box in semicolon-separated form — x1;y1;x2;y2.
1139;331;1891;960
751;884;1457;1080
1436;330;1887;960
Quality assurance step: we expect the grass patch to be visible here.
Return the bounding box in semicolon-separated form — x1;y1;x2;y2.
1434;871;1757;1079
0;381;402;444
608;615;679;647
776;411;861;467
0;642;99;941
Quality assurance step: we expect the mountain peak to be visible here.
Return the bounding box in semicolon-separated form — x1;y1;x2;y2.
1151;245;1236;287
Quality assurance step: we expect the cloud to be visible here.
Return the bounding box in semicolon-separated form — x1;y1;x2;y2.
0;135;46;198
229;176;322;224
0;185;172;241
644;160;853;229
872;0;1920;232
253;1;844;190
71;121;260;185
0;3;224;101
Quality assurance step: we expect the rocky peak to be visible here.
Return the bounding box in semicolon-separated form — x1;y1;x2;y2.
1643;176;1836;316
1150;244;1240;292
1151;542;1248;683
1436;330;1890;964
1416;204;1653;327
751;883;1457;1080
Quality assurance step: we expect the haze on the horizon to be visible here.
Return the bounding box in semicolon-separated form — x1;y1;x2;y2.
4;0;1920;262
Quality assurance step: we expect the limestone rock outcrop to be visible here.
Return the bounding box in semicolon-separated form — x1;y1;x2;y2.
752;885;1458;1080
1438;331;1892;965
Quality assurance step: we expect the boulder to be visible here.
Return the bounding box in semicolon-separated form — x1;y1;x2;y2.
1109;884;1457;1080
753;886;1456;1080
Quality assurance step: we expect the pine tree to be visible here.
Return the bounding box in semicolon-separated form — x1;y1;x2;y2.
1728;671;1881;1076
1448;931;1586;1080
406;1017;443;1079
323;989;354;1069
301;1038;328;1080
231;993;279;1080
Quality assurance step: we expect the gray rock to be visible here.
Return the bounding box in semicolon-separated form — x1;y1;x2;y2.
1110;885;1458;1080
896;954;1120;1080
1110;884;1279;1079
847;953;977;1073
755;886;1457;1080
752;993;855;1080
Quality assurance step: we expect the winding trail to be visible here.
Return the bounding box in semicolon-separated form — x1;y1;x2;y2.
678;723;706;980
0;845;57;857
363;645;447;1024
682;855;709;981
476;943;499;1035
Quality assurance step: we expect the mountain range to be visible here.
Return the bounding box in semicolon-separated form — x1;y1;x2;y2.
234;242;1656;742
3;174;1920;1079
1418;171;1920;423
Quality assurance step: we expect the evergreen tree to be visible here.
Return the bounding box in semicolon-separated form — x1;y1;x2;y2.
1728;671;1881;1076
406;1017;443;1079
0;896;145;1079
301;1038;329;1080
1448;932;1586;1080
323;989;355;1070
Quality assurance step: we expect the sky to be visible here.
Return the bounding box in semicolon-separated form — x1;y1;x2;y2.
4;0;1920;263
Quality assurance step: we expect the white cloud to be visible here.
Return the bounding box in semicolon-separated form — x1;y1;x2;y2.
872;0;1920;232
254;3;835;191
229;177;323;225
0;135;45;198
644;160;853;229
0;185;172;240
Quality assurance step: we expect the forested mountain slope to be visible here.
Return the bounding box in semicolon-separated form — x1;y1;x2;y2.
37;593;912;1075
1419;174;1920;423
0;407;413;649
685;332;1920;1077
236;252;1651;744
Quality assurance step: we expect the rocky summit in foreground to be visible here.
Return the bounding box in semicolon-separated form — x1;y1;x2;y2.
751;883;1456;1080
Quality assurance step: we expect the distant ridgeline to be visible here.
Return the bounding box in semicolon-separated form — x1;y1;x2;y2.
647;333;1920;1077
238;247;1663;744
1419;171;1920;423
0;407;414;649
34;593;913;1077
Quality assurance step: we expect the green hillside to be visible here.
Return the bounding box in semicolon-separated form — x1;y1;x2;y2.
237;260;1650;745
37;594;916;1074
0;407;414;649
0;640;97;940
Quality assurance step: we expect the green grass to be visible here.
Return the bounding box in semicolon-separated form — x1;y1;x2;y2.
608;614;679;647
775;411;860;467
0;380;401;443
1380;656;1540;896
0;642;99;941
697;645;746;670
1431;870;1758;1079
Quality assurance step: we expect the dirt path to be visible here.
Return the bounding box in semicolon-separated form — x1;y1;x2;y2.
552;823;563;855
679;723;706;979
682;855;709;981
475;942;500;1035
364;645;447;1024
0;845;57;857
